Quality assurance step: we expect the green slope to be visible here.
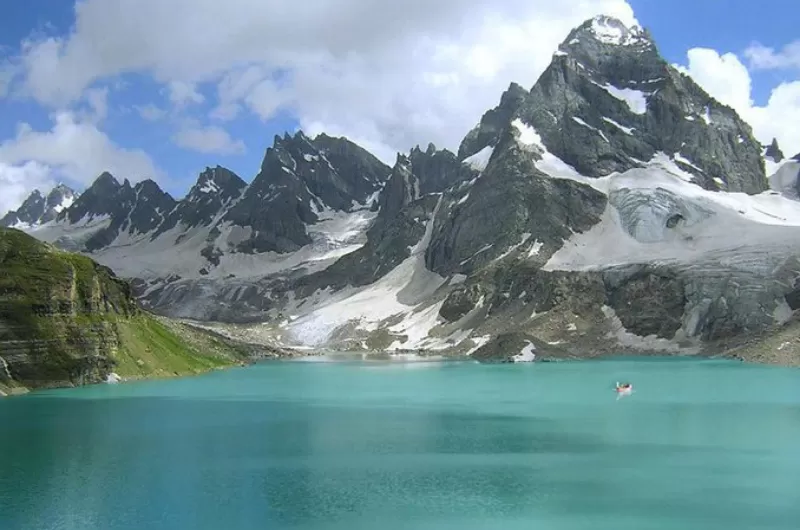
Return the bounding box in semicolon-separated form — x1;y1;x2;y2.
0;227;247;394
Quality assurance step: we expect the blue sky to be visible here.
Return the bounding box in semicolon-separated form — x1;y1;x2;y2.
627;0;800;105
1;0;799;215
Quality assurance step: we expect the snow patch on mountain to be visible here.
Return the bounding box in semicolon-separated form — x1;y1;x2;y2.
673;153;703;174
512;342;537;362
589;16;646;46
286;198;446;346
702;106;713;125
28;214;112;250
387;301;445;350
495;232;532;262
572;117;609;142
602;116;634;135
543;153;800;272
463;145;494;171
199;180;220;194
511;119;583;179
595;82;648;114
27;197;378;282
53;195;75;213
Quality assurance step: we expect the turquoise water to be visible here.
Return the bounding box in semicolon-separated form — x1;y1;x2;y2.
2;357;800;530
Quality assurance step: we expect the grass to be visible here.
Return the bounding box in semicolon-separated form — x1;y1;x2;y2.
112;314;236;380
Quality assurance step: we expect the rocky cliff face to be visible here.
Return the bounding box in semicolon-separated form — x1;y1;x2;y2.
0;227;248;393
426;128;608;276
9;15;800;363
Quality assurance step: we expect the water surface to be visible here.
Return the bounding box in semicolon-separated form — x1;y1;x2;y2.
2;357;799;530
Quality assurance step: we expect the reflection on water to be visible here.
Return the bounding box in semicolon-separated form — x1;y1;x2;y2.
1;358;800;530
290;350;456;364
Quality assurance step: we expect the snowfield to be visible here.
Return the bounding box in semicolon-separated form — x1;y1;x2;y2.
28;204;378;281
543;154;800;272
285;198;447;347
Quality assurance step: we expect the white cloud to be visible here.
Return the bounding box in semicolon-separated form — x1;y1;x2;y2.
0;161;53;216
677;48;800;158
745;41;800;71
136;103;166;121
172;124;246;155
84;86;108;122
0;112;161;190
10;0;637;158
166;80;204;107
675;48;752;112
211;66;267;121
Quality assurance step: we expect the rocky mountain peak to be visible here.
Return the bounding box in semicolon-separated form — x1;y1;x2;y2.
94;171;120;190
133;178;163;195
58;172;133;227
555;16;663;93
191;166;246;197
0;183;76;227
459;83;528;160
411;143;438;156
565;15;651;49
221;131;391;254
765;137;785;163
44;184;77;215
1;183;79;228
459;15;766;194
153;166;246;237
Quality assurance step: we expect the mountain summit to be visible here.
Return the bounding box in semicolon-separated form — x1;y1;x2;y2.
460;14;765;194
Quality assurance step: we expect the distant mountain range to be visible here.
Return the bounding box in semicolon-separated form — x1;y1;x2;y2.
5;15;800;362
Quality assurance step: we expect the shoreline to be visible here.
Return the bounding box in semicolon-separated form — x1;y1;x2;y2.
4;341;797;399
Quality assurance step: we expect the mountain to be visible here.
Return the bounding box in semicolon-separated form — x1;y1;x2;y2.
0;227;254;394
10;15;800;365
459;16;766;194
0;184;77;228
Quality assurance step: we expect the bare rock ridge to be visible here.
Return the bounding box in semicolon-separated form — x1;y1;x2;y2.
4;15;800;363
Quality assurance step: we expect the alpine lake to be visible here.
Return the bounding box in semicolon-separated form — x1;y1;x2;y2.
2;355;799;530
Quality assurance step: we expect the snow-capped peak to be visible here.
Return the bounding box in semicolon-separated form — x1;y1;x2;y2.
588;15;647;46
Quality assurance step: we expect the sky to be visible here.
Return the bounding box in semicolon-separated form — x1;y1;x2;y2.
1;0;800;215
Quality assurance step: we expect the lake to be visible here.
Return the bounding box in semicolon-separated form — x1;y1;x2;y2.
2;357;800;530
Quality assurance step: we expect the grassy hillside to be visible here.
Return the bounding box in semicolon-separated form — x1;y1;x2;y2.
0;227;248;394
